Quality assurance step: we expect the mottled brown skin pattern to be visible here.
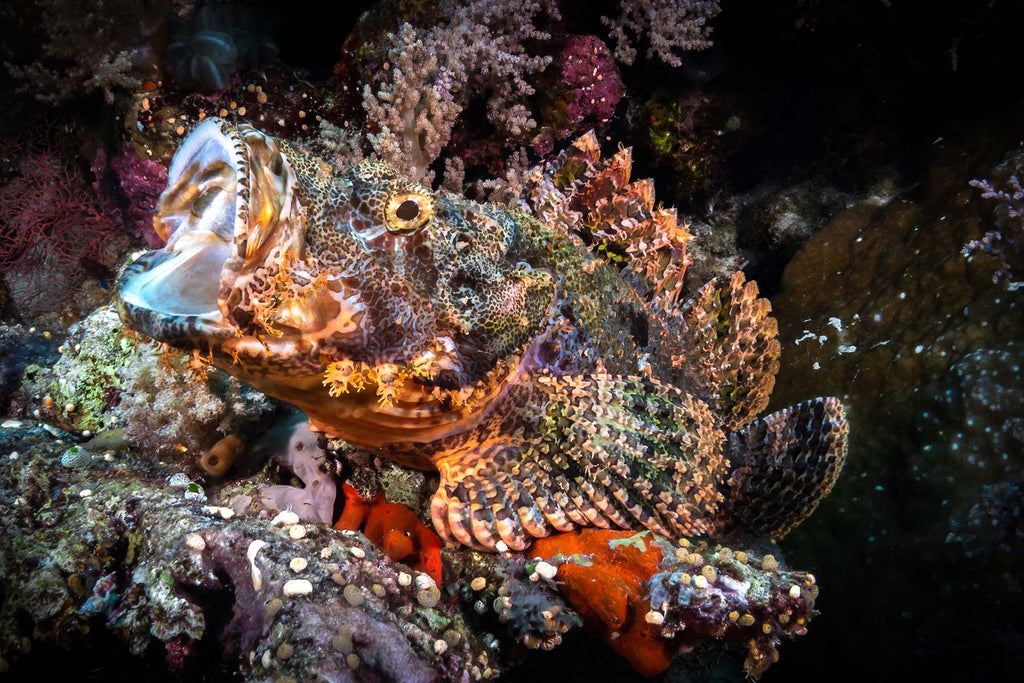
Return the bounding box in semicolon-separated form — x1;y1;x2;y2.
117;119;848;551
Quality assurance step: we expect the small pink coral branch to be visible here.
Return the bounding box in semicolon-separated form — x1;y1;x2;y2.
603;0;721;66
966;176;1024;290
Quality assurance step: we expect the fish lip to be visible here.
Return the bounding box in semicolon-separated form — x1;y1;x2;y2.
117;249;237;340
215;121;306;330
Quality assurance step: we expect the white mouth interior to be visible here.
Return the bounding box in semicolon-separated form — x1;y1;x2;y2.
121;232;233;315
120;119;243;317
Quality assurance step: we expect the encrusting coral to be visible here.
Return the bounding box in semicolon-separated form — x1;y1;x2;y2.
335;482;444;586
19;305;275;460
531;529;817;677
764;128;1024;678
239;412;338;526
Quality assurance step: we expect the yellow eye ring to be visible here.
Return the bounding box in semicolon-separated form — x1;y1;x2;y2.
385;192;433;234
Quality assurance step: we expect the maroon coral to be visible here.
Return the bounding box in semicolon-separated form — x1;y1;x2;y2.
92;146;168;248
559;35;624;128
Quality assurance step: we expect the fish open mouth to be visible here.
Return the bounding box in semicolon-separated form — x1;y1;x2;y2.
118;118;301;342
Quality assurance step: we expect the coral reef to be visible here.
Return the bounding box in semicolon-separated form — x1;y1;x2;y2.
0;421;495;681
767;129;1024;677
357;0;558;181
531;529;816;677
18;306;130;433
11;1;1024;679
1;0;169;103
0;324;59;414
17;305;275;461
0;404;829;682
92;145;169;248
965;150;1024;291
602;0;721;66
0;128;122;315
238;412;337;525
538;35;625;141
633;92;750;210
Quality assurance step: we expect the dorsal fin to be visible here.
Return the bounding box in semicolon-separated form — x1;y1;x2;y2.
668;271;781;431
523;132;692;310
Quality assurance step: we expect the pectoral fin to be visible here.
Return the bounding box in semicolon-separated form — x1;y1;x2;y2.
425;374;731;550
672;272;781;431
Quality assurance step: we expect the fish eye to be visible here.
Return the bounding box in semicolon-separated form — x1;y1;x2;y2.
385;192;433;234
396;199;419;221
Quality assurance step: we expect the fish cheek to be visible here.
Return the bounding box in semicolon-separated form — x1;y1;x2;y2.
477;269;556;357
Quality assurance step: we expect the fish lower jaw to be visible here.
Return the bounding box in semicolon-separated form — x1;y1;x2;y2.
117;234;237;340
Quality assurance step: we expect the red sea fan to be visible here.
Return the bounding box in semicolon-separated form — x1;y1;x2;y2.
0;141;117;314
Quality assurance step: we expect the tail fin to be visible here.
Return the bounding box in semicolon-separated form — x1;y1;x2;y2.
718;397;848;539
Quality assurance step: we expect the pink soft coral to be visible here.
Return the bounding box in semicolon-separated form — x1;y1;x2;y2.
0;132;117;314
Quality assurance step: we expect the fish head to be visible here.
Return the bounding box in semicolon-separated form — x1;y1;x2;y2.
117;118;554;452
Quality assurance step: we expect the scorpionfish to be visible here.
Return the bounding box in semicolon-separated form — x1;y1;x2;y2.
117;118;848;551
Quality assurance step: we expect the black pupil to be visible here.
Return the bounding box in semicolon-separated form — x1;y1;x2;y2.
396;199;420;221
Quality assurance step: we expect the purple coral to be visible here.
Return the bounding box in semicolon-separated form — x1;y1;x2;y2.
92;146;168;248
559;35;624;129
966;175;1024;290
646;541;818;676
252;413;337;525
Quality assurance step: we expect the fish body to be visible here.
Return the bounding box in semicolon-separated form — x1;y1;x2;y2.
118;119;848;550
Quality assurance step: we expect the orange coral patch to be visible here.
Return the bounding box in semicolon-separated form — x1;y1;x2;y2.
533;529;674;677
334;483;443;585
